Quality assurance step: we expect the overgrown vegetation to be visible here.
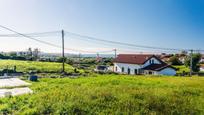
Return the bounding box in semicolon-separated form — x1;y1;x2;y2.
0;75;204;114
185;53;202;72
168;55;182;65
173;65;190;75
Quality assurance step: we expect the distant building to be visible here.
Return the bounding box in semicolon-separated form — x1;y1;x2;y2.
39;57;56;62
113;54;176;76
160;53;187;64
160;54;172;63
94;65;108;72
200;65;204;72
200;55;204;63
176;54;187;64
16;51;29;57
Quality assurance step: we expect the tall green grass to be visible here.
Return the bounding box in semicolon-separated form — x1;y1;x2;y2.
0;75;204;114
0;60;74;73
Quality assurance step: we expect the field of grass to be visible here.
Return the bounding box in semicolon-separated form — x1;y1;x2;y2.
0;60;75;73
0;74;204;114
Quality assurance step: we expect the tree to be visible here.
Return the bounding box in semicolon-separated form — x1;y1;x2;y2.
185;53;202;72
169;55;182;65
9;52;17;57
56;57;67;63
66;58;74;65
27;47;33;60
33;48;40;61
0;53;5;59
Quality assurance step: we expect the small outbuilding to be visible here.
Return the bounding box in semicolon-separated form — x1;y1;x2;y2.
94;65;108;72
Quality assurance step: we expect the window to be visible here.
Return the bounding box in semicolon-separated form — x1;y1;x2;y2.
152;60;154;64
122;67;124;72
149;59;154;64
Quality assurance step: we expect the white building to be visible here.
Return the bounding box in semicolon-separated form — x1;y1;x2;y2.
16;51;30;57
200;56;204;63
113;54;176;76
200;65;204;72
94;65;108;72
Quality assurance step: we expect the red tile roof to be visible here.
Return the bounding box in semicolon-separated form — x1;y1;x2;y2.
113;54;159;64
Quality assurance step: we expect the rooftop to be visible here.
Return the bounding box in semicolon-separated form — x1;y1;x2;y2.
113;54;159;64
142;64;176;71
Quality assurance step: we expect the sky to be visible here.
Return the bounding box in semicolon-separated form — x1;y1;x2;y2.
0;0;204;54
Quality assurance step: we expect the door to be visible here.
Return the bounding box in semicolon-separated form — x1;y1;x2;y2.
134;69;138;75
128;68;131;74
122;67;124;73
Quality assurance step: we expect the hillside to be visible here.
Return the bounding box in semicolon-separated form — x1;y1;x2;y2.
0;60;74;73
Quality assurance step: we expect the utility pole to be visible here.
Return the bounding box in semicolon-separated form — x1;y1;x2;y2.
190;49;193;77
62;30;65;73
114;49;117;58
96;53;100;62
97;53;99;58
78;53;81;68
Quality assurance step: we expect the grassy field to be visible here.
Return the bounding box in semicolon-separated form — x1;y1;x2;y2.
0;60;75;73
0;75;204;114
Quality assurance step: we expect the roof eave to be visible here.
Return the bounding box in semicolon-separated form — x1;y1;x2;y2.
113;61;143;65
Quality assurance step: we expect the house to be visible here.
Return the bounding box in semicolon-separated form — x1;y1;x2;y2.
176;54;187;64
160;54;186;64
113;54;176;76
160;54;173;63
200;55;204;63
200;65;204;72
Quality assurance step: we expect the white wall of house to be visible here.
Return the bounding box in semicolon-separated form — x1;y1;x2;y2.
114;57;162;75
200;67;204;72
156;68;176;76
142;57;161;67
144;70;157;75
114;63;142;74
200;58;204;63
144;68;176;76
